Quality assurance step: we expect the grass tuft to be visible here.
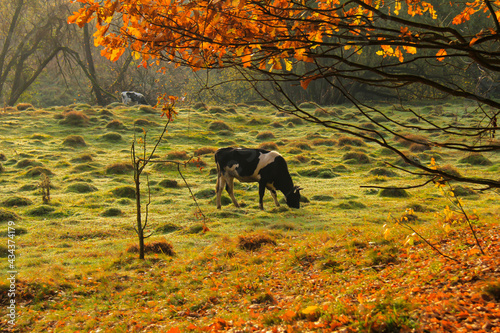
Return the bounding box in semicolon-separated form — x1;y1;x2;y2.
238;233;276;251
127;240;175;255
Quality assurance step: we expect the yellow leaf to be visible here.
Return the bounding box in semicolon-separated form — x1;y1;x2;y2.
301;305;319;315
284;58;293;71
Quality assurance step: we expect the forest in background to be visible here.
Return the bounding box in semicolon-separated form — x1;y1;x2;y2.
2;0;500;108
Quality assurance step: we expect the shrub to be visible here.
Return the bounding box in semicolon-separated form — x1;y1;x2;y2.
105;162;133;174
379;188;409;198
209;121;232;131
62;135;87;147
101;132;122;142
256;131;275;140
0;153;6;161
458;153;493;166
111;186;136;198
2;196;33;207
238;234;276;251
66;182;98;193
0;209;20;222
127;240;175;255
59;111;89;126
342;152;370;164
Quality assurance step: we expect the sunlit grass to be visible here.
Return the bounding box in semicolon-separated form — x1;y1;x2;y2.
0;103;498;331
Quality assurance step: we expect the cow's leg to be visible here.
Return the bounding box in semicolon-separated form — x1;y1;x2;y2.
258;182;266;210
269;189;280;207
216;175;226;209
226;177;240;208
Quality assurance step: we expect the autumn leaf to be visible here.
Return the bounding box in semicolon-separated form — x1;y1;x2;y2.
436;49;447;61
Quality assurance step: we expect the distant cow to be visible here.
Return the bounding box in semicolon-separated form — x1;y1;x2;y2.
121;91;148;105
215;147;302;210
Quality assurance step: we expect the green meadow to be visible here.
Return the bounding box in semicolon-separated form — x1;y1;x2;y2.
0;102;499;332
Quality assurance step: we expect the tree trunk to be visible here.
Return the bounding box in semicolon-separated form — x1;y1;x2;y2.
0;0;24;102
83;24;105;106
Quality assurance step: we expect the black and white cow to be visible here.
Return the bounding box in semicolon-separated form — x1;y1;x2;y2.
121;91;149;105
215;147;302;210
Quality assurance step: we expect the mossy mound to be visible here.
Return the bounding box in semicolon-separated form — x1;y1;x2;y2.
299;167;339;179
337;200;366;209
2;196;33;207
458;153;493;166
70;154;93;163
26;205;56;216
16;159;43;169
338;136;366;147
256;131;275;140
25;167;54;177
66;182;98;193
159;179;179;188
101;208;122;217
194;189;215;199
156;222;182;234
101;132;123;142
342;152;370;164
127;240;175;255
368;167;398;177
59;111;89;126
105;162;133;175
111;186;136;199
0;209;20;222
106;119;124;129
238;234;276;251
311;195;334;202
379;188;410;198
209;121;233;132
62;135;87;147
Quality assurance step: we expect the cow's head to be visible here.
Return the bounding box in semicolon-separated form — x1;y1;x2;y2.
286;186;302;209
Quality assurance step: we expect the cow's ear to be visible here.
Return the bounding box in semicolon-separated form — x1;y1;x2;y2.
295;186;303;192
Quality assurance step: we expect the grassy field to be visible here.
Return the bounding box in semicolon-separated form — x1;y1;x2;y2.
0;102;499;332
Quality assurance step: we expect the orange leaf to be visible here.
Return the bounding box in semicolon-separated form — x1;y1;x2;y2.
436;49;447;61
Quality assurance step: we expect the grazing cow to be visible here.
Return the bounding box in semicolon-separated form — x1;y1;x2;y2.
215;147;302;210
121;91;149;105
